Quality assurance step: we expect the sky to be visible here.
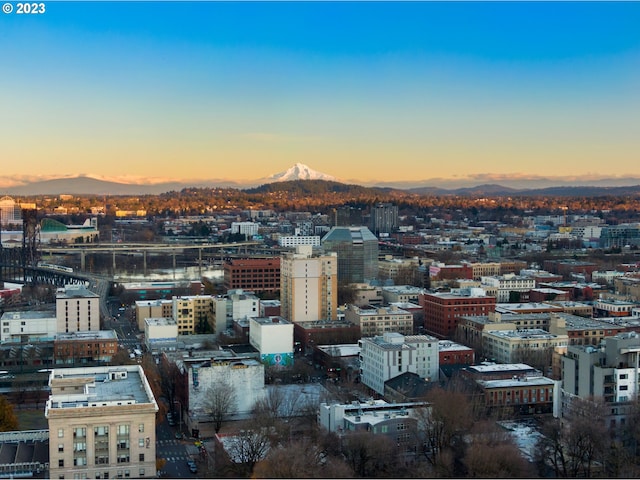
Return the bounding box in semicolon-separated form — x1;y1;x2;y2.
1;1;639;189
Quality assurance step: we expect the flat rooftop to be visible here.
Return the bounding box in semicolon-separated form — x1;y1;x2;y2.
46;365;157;410
56;285;98;299
478;376;555;389
1;310;56;320
56;330;118;341
468;363;537;374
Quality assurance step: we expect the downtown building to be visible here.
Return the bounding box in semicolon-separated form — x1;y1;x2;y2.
420;288;496;339
359;332;439;395
222;257;280;295
45;365;159;480
280;245;338;323
321;226;378;284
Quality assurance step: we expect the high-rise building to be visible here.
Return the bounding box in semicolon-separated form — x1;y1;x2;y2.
369;203;398;236
321;226;378;284
45;365;158;480
280;245;338;323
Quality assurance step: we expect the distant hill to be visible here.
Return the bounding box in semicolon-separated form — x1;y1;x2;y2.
4;174;640;198
244;179;394;196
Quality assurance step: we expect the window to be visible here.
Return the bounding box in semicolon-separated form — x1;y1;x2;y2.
139;469;145;477
138;439;145;447
139;454;145;462
59;444;64;453
138;424;144;433
58;428;64;438
59;459;65;467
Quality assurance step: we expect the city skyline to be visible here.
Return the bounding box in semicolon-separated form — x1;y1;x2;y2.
1;1;639;189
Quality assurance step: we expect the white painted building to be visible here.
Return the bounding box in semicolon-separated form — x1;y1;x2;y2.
278;235;321;248
181;357;265;430
212;289;260;333
231;221;259;238
144;317;179;352
481;274;536;302
359;332;439;395
56;285;100;333
249;316;294;366
1;310;57;343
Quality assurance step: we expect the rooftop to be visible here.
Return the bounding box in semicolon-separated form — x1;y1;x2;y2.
46;365;157;411
1;310;56;320
478;376;555;389
56;285;98;299
56;330;118;341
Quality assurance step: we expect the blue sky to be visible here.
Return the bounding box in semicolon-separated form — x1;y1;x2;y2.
1;1;639;188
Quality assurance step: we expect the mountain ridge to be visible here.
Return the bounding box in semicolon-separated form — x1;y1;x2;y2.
3;168;640;197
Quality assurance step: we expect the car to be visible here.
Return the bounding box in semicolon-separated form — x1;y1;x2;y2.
175;432;183;439
167;418;176;426
189;464;198;474
187;460;196;468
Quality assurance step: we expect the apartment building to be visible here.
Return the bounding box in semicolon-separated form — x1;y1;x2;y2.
344;304;413;337
45;365;158;479
280;245;337;323
480;274;536;303
56;285;100;334
482;329;568;364
172;295;214;335
134;299;172;332
359;332;439;395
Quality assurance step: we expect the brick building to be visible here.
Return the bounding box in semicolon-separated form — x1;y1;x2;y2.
420;288;496;339
223;257;280;294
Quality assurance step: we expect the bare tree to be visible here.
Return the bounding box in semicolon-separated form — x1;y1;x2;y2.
253;438;353;479
204;381;237;433
224;429;270;477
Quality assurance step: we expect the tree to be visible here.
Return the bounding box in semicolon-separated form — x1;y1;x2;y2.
414;387;473;474
0;396;18;432
253;438;353;479
204;381;237;433
224;429;270;477
340;430;400;477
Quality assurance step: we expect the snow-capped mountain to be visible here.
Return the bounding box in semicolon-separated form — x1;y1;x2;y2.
265;163;337;182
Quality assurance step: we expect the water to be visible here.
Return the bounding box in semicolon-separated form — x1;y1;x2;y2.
113;266;223;282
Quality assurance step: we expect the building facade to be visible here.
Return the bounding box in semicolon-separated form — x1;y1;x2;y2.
280;245;338;323
321;226;378;284
222;258;280;294
1;310;57;343
249;316;294;366
344;304;413;337
420;288;496;339
359;332;439;395
45;365;159;480
56;285;101;334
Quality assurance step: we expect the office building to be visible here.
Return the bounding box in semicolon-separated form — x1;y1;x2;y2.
420;288;496;339
321;226;378;284
369;203;398;236
45;365;159;479
223;258;280;295
344;304;413;337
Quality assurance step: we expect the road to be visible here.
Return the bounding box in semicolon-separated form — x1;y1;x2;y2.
156;418;199;478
